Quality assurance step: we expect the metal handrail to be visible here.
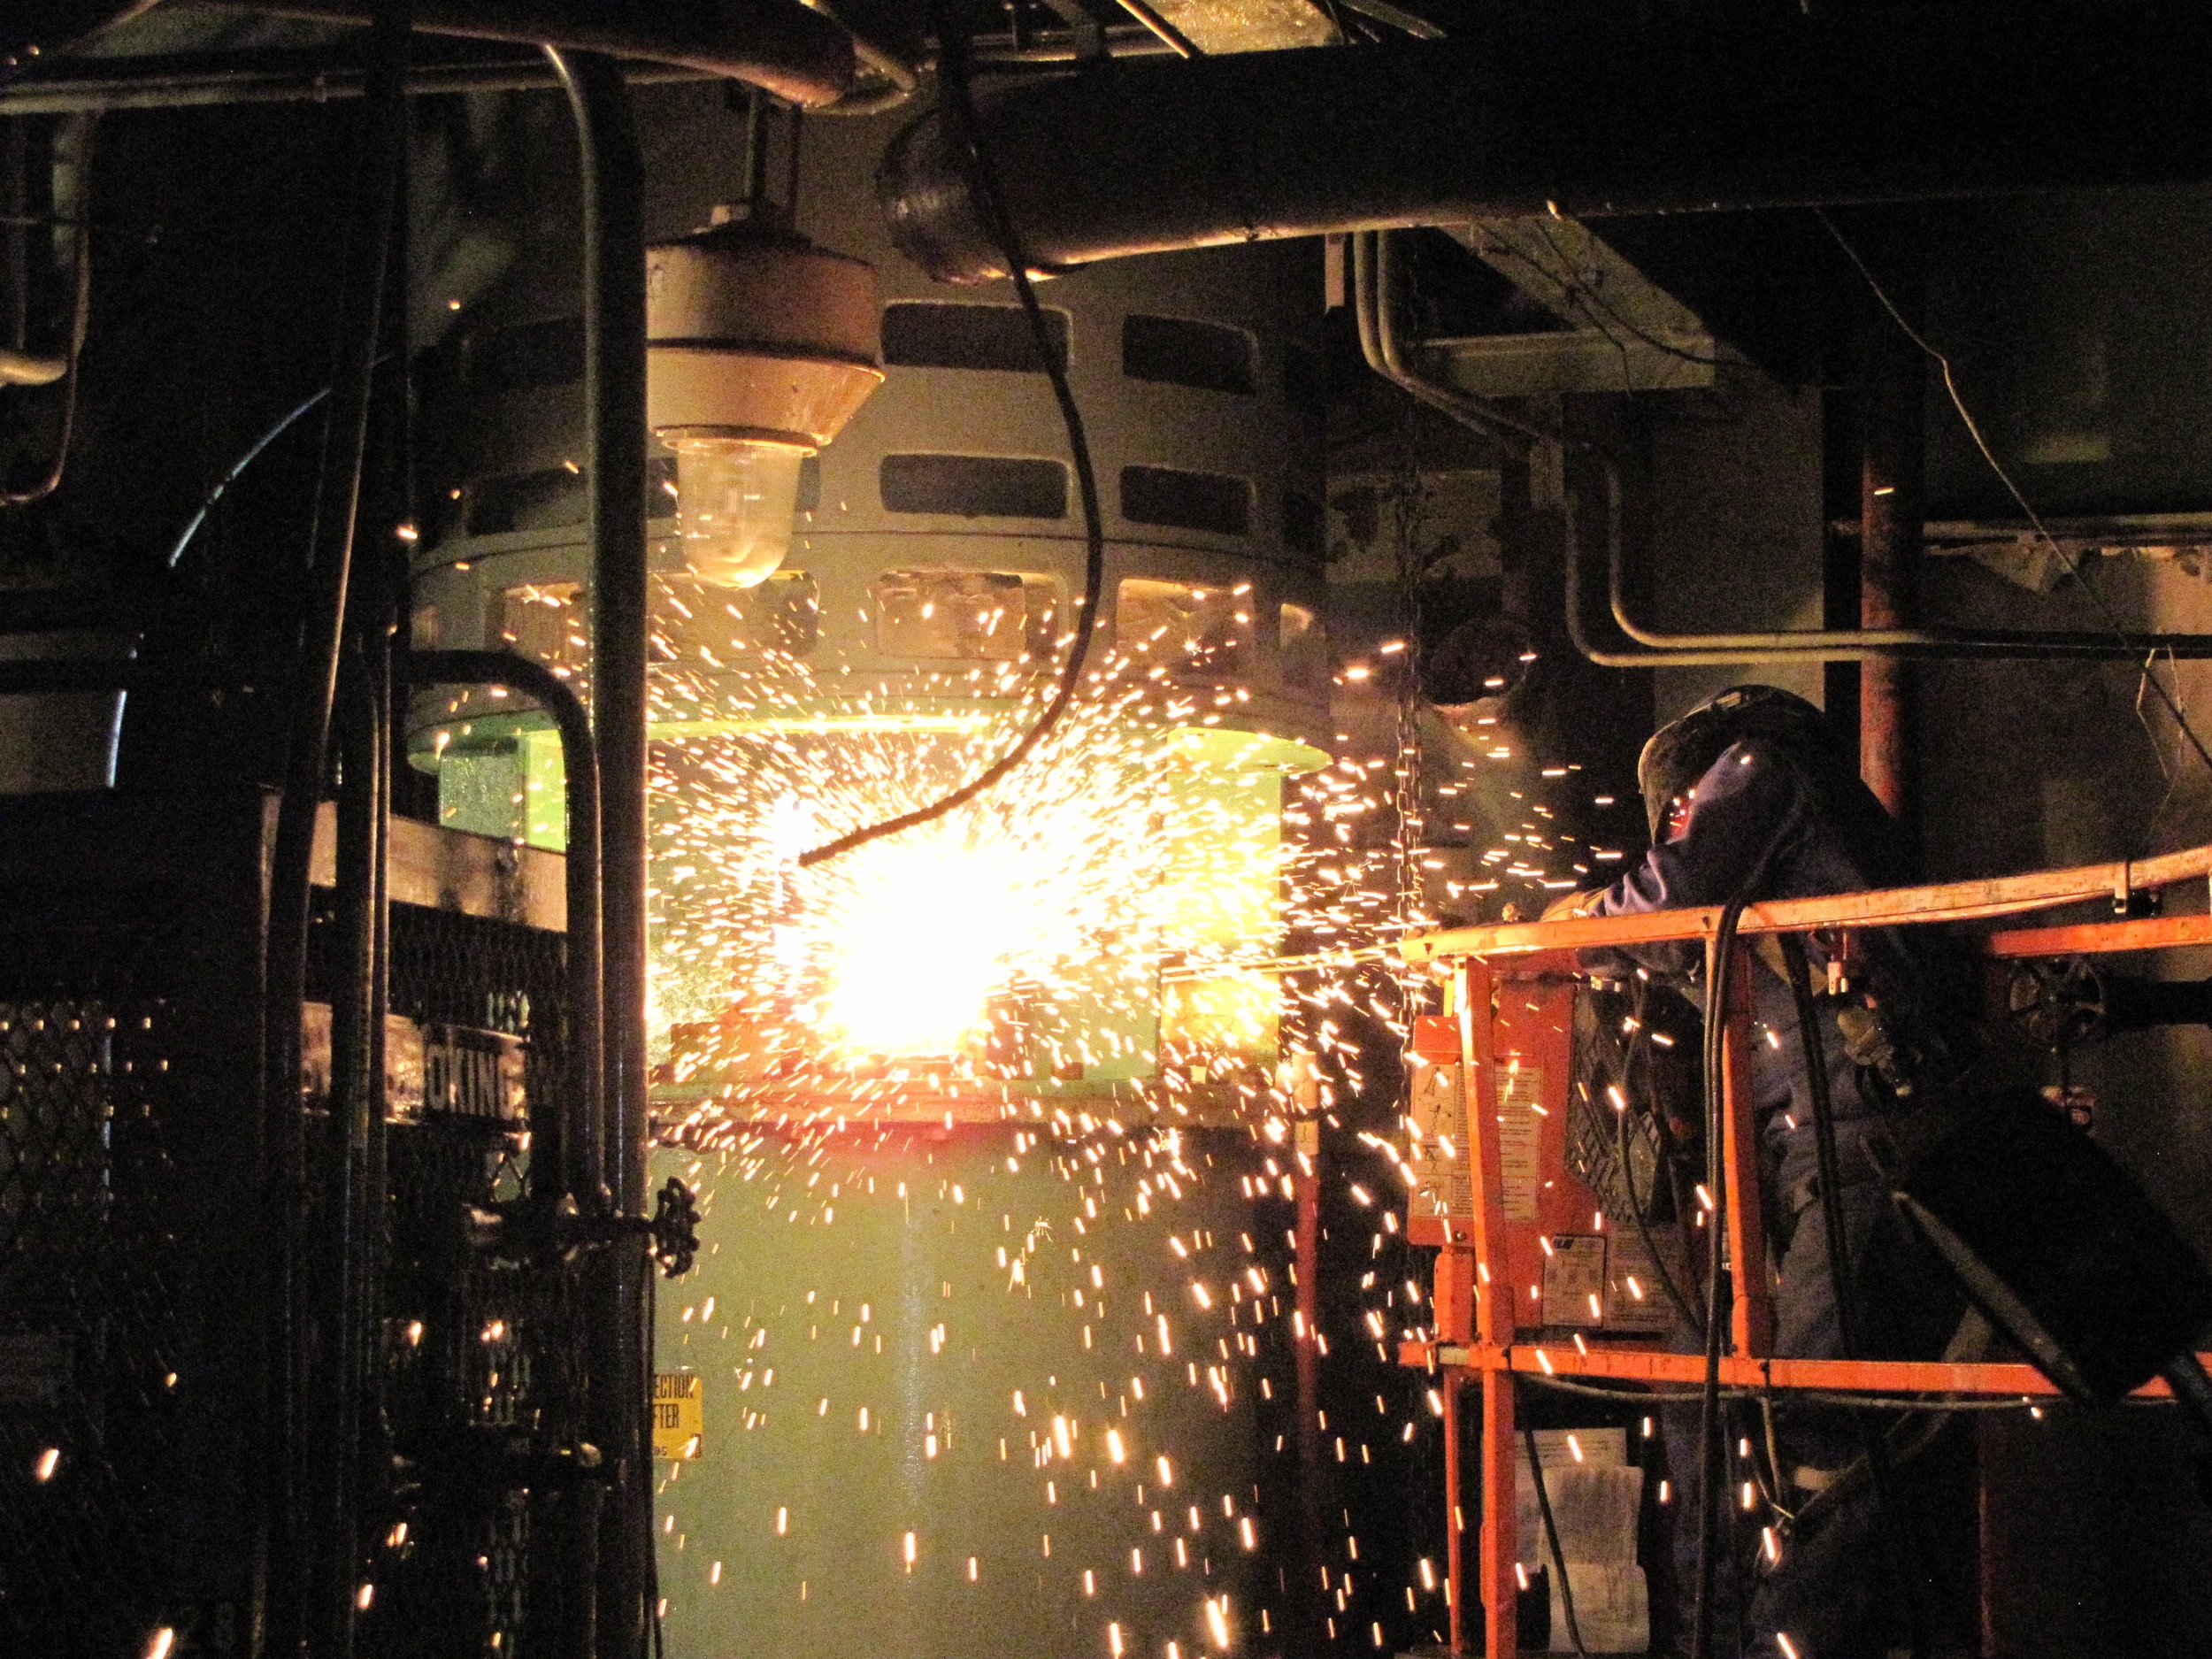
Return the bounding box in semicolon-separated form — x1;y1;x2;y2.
403;649;602;1210
1398;838;2212;962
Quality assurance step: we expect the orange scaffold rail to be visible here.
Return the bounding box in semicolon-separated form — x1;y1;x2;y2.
1391;841;2212;1657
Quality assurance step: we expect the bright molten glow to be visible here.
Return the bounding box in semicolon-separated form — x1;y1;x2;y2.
810;825;1027;1055
647;605;1350;1104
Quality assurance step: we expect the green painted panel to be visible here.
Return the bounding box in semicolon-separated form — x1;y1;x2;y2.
426;714;569;852
651;1125;1295;1659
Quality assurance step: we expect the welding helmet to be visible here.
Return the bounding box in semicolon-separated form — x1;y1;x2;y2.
1635;684;1837;838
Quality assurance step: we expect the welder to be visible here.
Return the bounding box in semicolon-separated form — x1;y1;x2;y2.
1554;685;1977;1659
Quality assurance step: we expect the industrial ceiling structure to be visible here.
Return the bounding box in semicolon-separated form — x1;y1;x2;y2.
7;4;2212;1659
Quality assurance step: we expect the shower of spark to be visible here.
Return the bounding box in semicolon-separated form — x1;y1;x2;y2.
625;580;1619;1658
644;605;1402;1121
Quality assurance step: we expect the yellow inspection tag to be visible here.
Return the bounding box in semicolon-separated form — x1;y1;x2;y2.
652;1372;703;1460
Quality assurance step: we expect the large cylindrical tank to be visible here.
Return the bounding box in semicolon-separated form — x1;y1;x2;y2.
652;1118;1302;1659
406;95;1331;1120
400;83;1336;1659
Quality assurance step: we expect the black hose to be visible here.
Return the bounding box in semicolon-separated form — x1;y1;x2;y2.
1689;936;1733;1659
1619;1094;1703;1336
1523;1419;1593;1659
1688;810;1800;1659
165;379;352;568
1778;930;1927;1657
1777;935;1866;1355
795;4;1103;868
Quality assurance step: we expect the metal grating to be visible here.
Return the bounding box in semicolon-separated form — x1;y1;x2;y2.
0;995;213;1656
0;794;593;1659
321;899;585;1659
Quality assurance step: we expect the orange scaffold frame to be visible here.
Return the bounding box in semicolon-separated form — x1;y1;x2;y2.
1391;840;2212;1656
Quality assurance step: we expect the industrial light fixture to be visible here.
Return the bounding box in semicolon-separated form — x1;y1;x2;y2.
647;206;882;588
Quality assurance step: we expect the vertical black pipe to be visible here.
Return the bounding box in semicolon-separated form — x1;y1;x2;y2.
555;661;603;1214
321;122;408;1659
357;257;400;1659
545;46;652;1659
321;638;384;1659
256;17;408;1655
362;624;391;1629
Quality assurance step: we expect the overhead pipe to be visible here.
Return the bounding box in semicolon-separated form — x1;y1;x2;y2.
1352;229;1551;454
881;4;2212;282
1588;461;2212;661
0;50;710;114
217;0;858;107
1348;228;2212;664
1569;462;2212;666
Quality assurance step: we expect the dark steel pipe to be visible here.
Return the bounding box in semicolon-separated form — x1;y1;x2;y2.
319;636;385;1659
221;0;856;107
256;18;407;1652
881;4;2212;281
406;649;603;1213
547;37;648;1261
0;51;708;114
545;45;654;1659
